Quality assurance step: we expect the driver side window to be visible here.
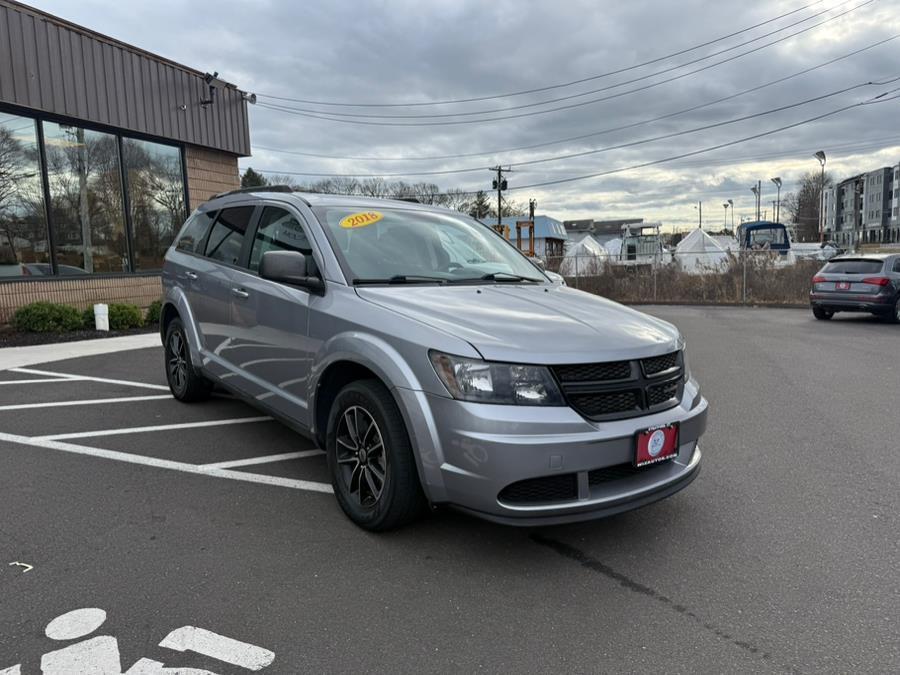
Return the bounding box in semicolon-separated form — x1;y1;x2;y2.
249;207;313;273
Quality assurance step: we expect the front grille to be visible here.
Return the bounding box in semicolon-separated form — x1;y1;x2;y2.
647;380;679;406
642;351;679;376
568;390;641;416
498;473;578;504
552;360;632;382
588;463;644;485
551;351;683;422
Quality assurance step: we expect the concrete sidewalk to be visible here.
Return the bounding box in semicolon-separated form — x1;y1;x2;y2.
0;333;161;370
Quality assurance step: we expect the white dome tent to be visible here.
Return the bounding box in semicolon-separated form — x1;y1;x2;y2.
559;235;608;276
675;228;729;275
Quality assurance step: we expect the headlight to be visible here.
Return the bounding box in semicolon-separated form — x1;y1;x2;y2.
430;351;565;406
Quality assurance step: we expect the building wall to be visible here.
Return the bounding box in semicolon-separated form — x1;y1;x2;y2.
0;274;162;325
185;145;240;211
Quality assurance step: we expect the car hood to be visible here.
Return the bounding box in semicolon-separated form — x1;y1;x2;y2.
355;284;680;363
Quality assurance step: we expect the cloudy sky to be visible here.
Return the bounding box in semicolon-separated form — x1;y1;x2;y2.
29;0;900;230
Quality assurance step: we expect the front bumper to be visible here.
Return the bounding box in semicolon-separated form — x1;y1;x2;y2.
396;378;708;525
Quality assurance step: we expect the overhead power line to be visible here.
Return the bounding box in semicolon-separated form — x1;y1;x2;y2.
251;78;894;179
254;87;900;198
255;0;829;108
255;0;874;126
258;0;865;121
251;34;899;162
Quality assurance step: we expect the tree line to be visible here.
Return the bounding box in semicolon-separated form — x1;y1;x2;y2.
240;168;527;220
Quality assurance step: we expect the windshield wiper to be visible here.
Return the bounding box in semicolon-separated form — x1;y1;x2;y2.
478;272;543;283
353;275;447;285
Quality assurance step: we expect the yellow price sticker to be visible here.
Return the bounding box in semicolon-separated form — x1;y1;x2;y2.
339;211;384;229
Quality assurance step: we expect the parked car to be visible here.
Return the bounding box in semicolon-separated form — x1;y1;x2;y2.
161;188;708;530
810;254;900;322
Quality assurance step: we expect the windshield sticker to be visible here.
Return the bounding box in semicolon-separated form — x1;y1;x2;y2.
340;211;383;229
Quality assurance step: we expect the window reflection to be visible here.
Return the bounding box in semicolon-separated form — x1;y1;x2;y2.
0;115;49;277
123;138;186;270
43;122;127;274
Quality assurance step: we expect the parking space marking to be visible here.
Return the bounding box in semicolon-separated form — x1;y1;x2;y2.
9;367;170;391
34;416;272;442
0;431;333;494
202;449;325;469
0;395;172;411
0;378;85;385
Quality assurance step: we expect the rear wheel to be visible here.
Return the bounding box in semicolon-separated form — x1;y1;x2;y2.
888;297;900;324
164;317;212;402
812;306;833;320
326;380;425;531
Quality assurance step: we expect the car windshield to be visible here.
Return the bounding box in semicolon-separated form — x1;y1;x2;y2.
822;259;884;274
313;205;546;283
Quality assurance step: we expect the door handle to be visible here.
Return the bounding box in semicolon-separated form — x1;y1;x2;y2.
231;287;250;299
185;271;198;280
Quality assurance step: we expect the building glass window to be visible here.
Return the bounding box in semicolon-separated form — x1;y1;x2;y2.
0;114;49;277
123;137;186;270
43;122;127;274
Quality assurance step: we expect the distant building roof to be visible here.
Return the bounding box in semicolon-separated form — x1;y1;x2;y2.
500;215;568;240
563;218;644;236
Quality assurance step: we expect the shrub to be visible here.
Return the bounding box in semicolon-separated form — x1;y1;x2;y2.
13;302;84;333
107;303;144;330
145;299;162;325
82;307;95;329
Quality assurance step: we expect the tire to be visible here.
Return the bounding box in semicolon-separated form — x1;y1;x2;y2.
164;317;212;402
812;306;833;321
888;297;900;324
326;379;426;531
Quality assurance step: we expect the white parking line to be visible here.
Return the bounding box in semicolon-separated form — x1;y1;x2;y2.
34;417;272;442
9;367;170;391
202;449;324;469
0;378;83;385
0;395;172;411
0;431;333;494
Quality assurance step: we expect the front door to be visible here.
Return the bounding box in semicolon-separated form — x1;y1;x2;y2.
229;205;318;427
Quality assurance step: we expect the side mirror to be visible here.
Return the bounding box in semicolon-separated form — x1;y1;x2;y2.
259;250;325;293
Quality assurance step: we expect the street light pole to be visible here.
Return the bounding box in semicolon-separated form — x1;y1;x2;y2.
815;151;826;243
728;199;734;232
723;202;729;230
770;177;782;223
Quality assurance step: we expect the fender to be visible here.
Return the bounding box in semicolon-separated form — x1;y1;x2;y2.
309;331;448;499
161;286;204;370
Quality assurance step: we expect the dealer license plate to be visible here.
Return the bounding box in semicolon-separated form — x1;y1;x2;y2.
635;423;679;467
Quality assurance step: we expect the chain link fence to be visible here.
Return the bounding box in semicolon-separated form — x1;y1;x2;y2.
545;250;825;306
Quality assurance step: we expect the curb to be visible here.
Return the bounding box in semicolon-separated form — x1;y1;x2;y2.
0;333;161;370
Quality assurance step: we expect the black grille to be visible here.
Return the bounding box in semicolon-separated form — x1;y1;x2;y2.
642;351;679;376
551;351;683;421
498;473;578;504
647;380;679;406
568;390;640;416
588;463;644;485
553;360;632;382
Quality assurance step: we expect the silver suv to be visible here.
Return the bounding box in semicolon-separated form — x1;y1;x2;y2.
161;188;708;530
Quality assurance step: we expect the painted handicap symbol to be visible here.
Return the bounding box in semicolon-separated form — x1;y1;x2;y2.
1;608;274;674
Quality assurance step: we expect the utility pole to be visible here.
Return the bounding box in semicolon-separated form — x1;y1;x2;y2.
699;201;702;229
529;198;536;223
490;166;510;228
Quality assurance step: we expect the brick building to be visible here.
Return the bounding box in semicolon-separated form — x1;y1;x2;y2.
0;0;250;322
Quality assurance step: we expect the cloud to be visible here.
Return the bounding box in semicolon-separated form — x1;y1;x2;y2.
28;0;900;230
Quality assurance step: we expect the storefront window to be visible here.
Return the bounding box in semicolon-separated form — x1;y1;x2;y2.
43;122;127;274
0;114;49;277
123;138;186;270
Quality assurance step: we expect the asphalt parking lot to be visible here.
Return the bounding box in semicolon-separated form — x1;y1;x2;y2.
1;306;898;673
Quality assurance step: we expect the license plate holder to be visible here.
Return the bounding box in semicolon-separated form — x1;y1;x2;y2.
837;281;850;290
634;423;679;467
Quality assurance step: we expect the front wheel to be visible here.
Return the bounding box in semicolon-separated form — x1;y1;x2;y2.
812;306;833;320
164;317;212;402
326;380;426;531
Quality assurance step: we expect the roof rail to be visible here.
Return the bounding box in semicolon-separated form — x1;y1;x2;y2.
212;185;296;199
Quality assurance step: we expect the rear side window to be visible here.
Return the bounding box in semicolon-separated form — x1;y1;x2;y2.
204;206;255;266
174;210;217;253
249;207;312;272
822;259;884;274
894;259;900;273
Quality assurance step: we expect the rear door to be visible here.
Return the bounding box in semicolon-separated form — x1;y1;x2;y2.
227;204;320;426
192;204;257;380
